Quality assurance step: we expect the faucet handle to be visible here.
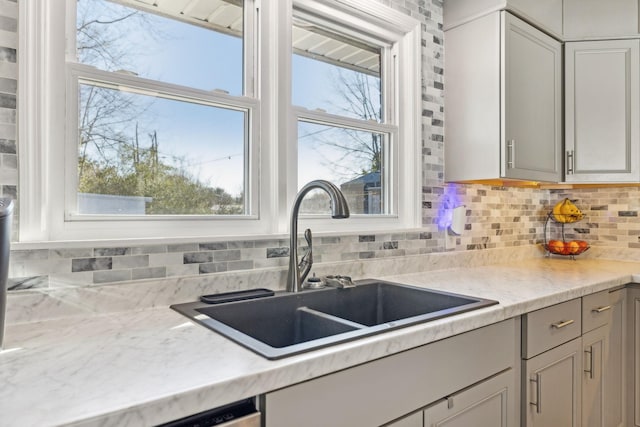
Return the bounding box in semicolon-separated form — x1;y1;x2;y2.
324;275;355;288
298;228;313;284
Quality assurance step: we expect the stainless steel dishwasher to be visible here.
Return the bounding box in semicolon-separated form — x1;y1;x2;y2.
158;398;261;427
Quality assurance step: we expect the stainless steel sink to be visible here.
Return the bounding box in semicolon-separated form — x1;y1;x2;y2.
171;279;498;359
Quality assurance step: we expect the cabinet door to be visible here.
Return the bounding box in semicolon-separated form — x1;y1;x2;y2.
385;412;423;427
582;325;607;427
503;12;562;182
604;289;625;427
582;289;625;427
524;338;582;427
628;287;640;426
565;40;640;183
423;369;514;427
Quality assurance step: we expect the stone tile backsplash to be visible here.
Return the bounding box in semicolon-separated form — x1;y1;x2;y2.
549;188;640;249
8;232;443;290
7;181;557;291
435;184;549;250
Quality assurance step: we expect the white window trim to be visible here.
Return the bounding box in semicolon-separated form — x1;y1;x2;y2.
18;0;421;243
285;0;422;234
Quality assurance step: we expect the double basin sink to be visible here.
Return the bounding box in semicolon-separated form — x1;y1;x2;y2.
171;279;498;359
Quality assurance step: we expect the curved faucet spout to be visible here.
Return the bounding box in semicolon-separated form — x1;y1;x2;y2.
287;180;350;292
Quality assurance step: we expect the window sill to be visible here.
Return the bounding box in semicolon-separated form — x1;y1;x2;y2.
11;227;431;250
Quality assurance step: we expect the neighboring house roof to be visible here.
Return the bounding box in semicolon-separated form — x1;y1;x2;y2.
341;171;381;188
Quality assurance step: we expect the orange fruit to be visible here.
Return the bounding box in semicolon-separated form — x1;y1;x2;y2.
567;240;580;254
547;240;565;254
577;240;589;251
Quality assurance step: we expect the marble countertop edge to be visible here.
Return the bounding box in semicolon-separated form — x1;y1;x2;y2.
4;255;640;426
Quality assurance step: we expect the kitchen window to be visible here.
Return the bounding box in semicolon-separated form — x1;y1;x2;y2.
292;12;394;216
71;0;253;217
18;0;421;241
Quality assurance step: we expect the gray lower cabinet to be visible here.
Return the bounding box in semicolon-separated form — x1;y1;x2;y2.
627;285;640;426
422;369;513;427
523;337;583;427
564;39;640;183
522;299;583;427
387;369;514;427
385;412;423;427
262;319;518;427
522;290;626;427
582;289;625;427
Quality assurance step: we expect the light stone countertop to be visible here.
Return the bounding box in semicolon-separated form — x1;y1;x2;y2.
1;256;639;426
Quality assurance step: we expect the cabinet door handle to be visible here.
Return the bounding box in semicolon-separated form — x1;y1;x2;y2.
566;150;574;174
592;305;611;313
551;319;575;329
507;139;515;169
584;346;594;379
530;373;542;413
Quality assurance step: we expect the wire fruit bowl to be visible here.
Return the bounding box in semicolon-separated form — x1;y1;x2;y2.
544;240;590;256
543;212;590;259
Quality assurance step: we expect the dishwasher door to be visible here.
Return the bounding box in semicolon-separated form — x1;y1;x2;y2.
159;398;261;427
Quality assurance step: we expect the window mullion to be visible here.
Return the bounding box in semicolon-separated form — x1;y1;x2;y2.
244;0;257;97
295;107;396;134
68;64;259;112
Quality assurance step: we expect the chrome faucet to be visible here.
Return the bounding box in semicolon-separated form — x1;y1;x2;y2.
287;180;350;292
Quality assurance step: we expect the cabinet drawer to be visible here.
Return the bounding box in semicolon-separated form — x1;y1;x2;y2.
582;289;622;333
522;299;582;359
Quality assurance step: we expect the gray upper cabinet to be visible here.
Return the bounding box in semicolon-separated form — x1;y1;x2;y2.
507;0;562;37
503;13;562;182
444;11;562;183
563;0;639;39
444;0;563;37
564;39;640;183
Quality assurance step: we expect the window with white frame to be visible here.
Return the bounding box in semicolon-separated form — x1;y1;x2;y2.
69;0;255;217
292;9;394;216
18;0;420;241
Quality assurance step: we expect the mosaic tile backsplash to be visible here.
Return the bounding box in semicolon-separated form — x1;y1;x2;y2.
8;183;552;290
548;188;640;250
